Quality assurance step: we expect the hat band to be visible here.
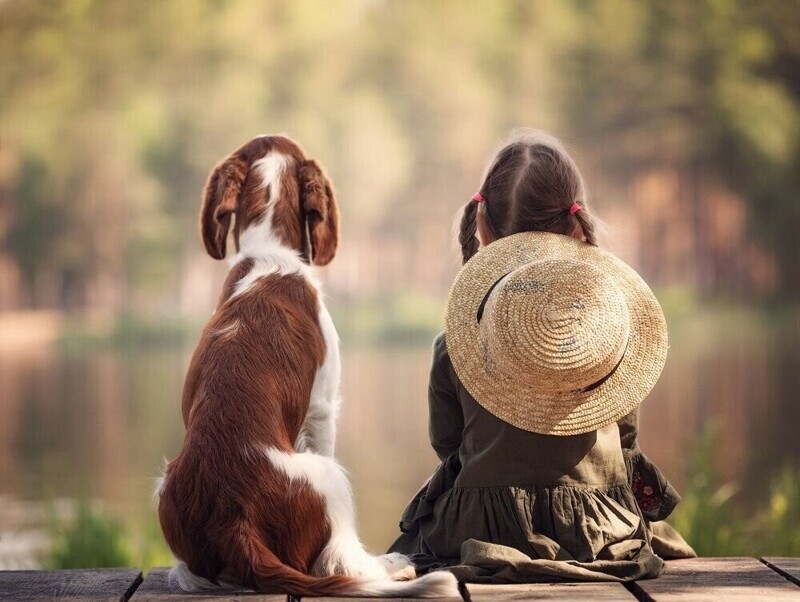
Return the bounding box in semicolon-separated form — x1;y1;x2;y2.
576;336;629;394
476;271;511;323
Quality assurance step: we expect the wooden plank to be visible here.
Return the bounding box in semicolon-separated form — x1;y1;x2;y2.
630;557;800;601
302;593;463;601
0;568;142;601
302;583;463;602
130;568;287;601
465;582;634;600
275;577;465;601
763;558;800;587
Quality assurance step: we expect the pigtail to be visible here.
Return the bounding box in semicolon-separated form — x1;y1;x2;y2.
574;209;598;246
459;200;480;264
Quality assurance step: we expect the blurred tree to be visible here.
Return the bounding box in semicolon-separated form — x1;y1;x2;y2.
558;0;799;297
0;0;798;315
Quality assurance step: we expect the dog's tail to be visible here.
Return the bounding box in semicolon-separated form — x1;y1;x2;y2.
337;571;460;598
241;528;460;598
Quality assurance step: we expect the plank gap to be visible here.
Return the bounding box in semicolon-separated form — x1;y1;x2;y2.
0;568;143;601
123;572;145;601
623;580;655;602
633;557;800;601
760;558;800;588
130;568;288;600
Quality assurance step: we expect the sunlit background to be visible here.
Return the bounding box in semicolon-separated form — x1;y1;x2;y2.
1;0;799;571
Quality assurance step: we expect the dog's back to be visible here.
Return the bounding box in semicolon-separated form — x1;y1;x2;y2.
159;270;332;588
156;135;458;598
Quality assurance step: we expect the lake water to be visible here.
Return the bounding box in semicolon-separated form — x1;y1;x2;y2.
1;314;799;567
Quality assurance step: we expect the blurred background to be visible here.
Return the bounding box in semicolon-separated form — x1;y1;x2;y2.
1;0;799;571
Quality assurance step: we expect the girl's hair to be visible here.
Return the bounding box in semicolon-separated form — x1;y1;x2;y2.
459;130;598;264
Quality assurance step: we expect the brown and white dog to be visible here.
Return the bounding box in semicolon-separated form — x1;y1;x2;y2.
156;136;457;597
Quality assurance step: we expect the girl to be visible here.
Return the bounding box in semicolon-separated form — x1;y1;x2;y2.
389;130;695;583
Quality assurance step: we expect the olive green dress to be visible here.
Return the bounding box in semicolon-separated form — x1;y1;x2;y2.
388;333;695;583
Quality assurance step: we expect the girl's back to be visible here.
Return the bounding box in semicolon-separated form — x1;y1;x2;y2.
389;130;695;582
430;334;628;491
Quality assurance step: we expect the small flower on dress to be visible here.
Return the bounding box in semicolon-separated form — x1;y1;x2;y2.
632;471;642;494
631;464;663;518
639;496;657;512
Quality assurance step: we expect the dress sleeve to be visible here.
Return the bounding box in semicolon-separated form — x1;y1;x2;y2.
618;408;682;521
618;408;640;452
428;333;464;462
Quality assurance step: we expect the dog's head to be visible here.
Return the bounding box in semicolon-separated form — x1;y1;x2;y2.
199;135;339;266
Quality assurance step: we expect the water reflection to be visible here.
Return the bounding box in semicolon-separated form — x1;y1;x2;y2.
1;321;799;566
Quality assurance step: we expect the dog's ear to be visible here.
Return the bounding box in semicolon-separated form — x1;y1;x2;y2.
199;152;249;260
299;159;339;266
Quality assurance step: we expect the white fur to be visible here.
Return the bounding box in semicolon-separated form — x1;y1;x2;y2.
295;303;341;456
169;562;220;591
350;571;459;598
252;152;289;195
230;248;310;299
169;562;238;592
153;458;169;502
264;448;407;581
228;151;311;299
234;150;339;454
212;318;241;340
170;556;456;598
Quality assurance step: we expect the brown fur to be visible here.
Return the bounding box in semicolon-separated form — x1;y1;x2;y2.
298;160;339;266
160;136;357;595
160;274;350;593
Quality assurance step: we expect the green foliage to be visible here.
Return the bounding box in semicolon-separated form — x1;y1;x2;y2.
59;313;201;351
760;464;800;554
46;501;173;571
128;514;175;574
561;0;800;296
47;502;130;569
332;291;444;346
670;425;747;555
7;156;67;294
671;425;800;556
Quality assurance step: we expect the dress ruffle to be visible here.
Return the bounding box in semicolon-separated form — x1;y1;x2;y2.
390;453;670;581
422;482;645;564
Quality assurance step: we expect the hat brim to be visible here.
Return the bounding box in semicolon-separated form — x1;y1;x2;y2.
445;232;667;436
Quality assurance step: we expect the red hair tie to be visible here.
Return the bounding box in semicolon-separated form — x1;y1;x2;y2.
569;202;582;215
472;192;484;203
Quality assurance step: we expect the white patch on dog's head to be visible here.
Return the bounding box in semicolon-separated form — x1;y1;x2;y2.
226;151;310;298
235;151;292;261
252;152;289;193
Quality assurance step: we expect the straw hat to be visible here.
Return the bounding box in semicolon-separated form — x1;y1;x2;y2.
445;232;667;436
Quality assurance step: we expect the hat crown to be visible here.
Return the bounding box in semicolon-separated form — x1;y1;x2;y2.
445;231;667;435
481;259;630;394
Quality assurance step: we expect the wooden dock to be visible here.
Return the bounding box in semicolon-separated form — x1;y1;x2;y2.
1;558;799;601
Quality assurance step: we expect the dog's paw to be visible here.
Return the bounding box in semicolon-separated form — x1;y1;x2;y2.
344;555;392;581
377;552;416;581
314;535;392;581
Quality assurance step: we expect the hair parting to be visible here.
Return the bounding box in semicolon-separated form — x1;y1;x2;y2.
460;129;599;264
